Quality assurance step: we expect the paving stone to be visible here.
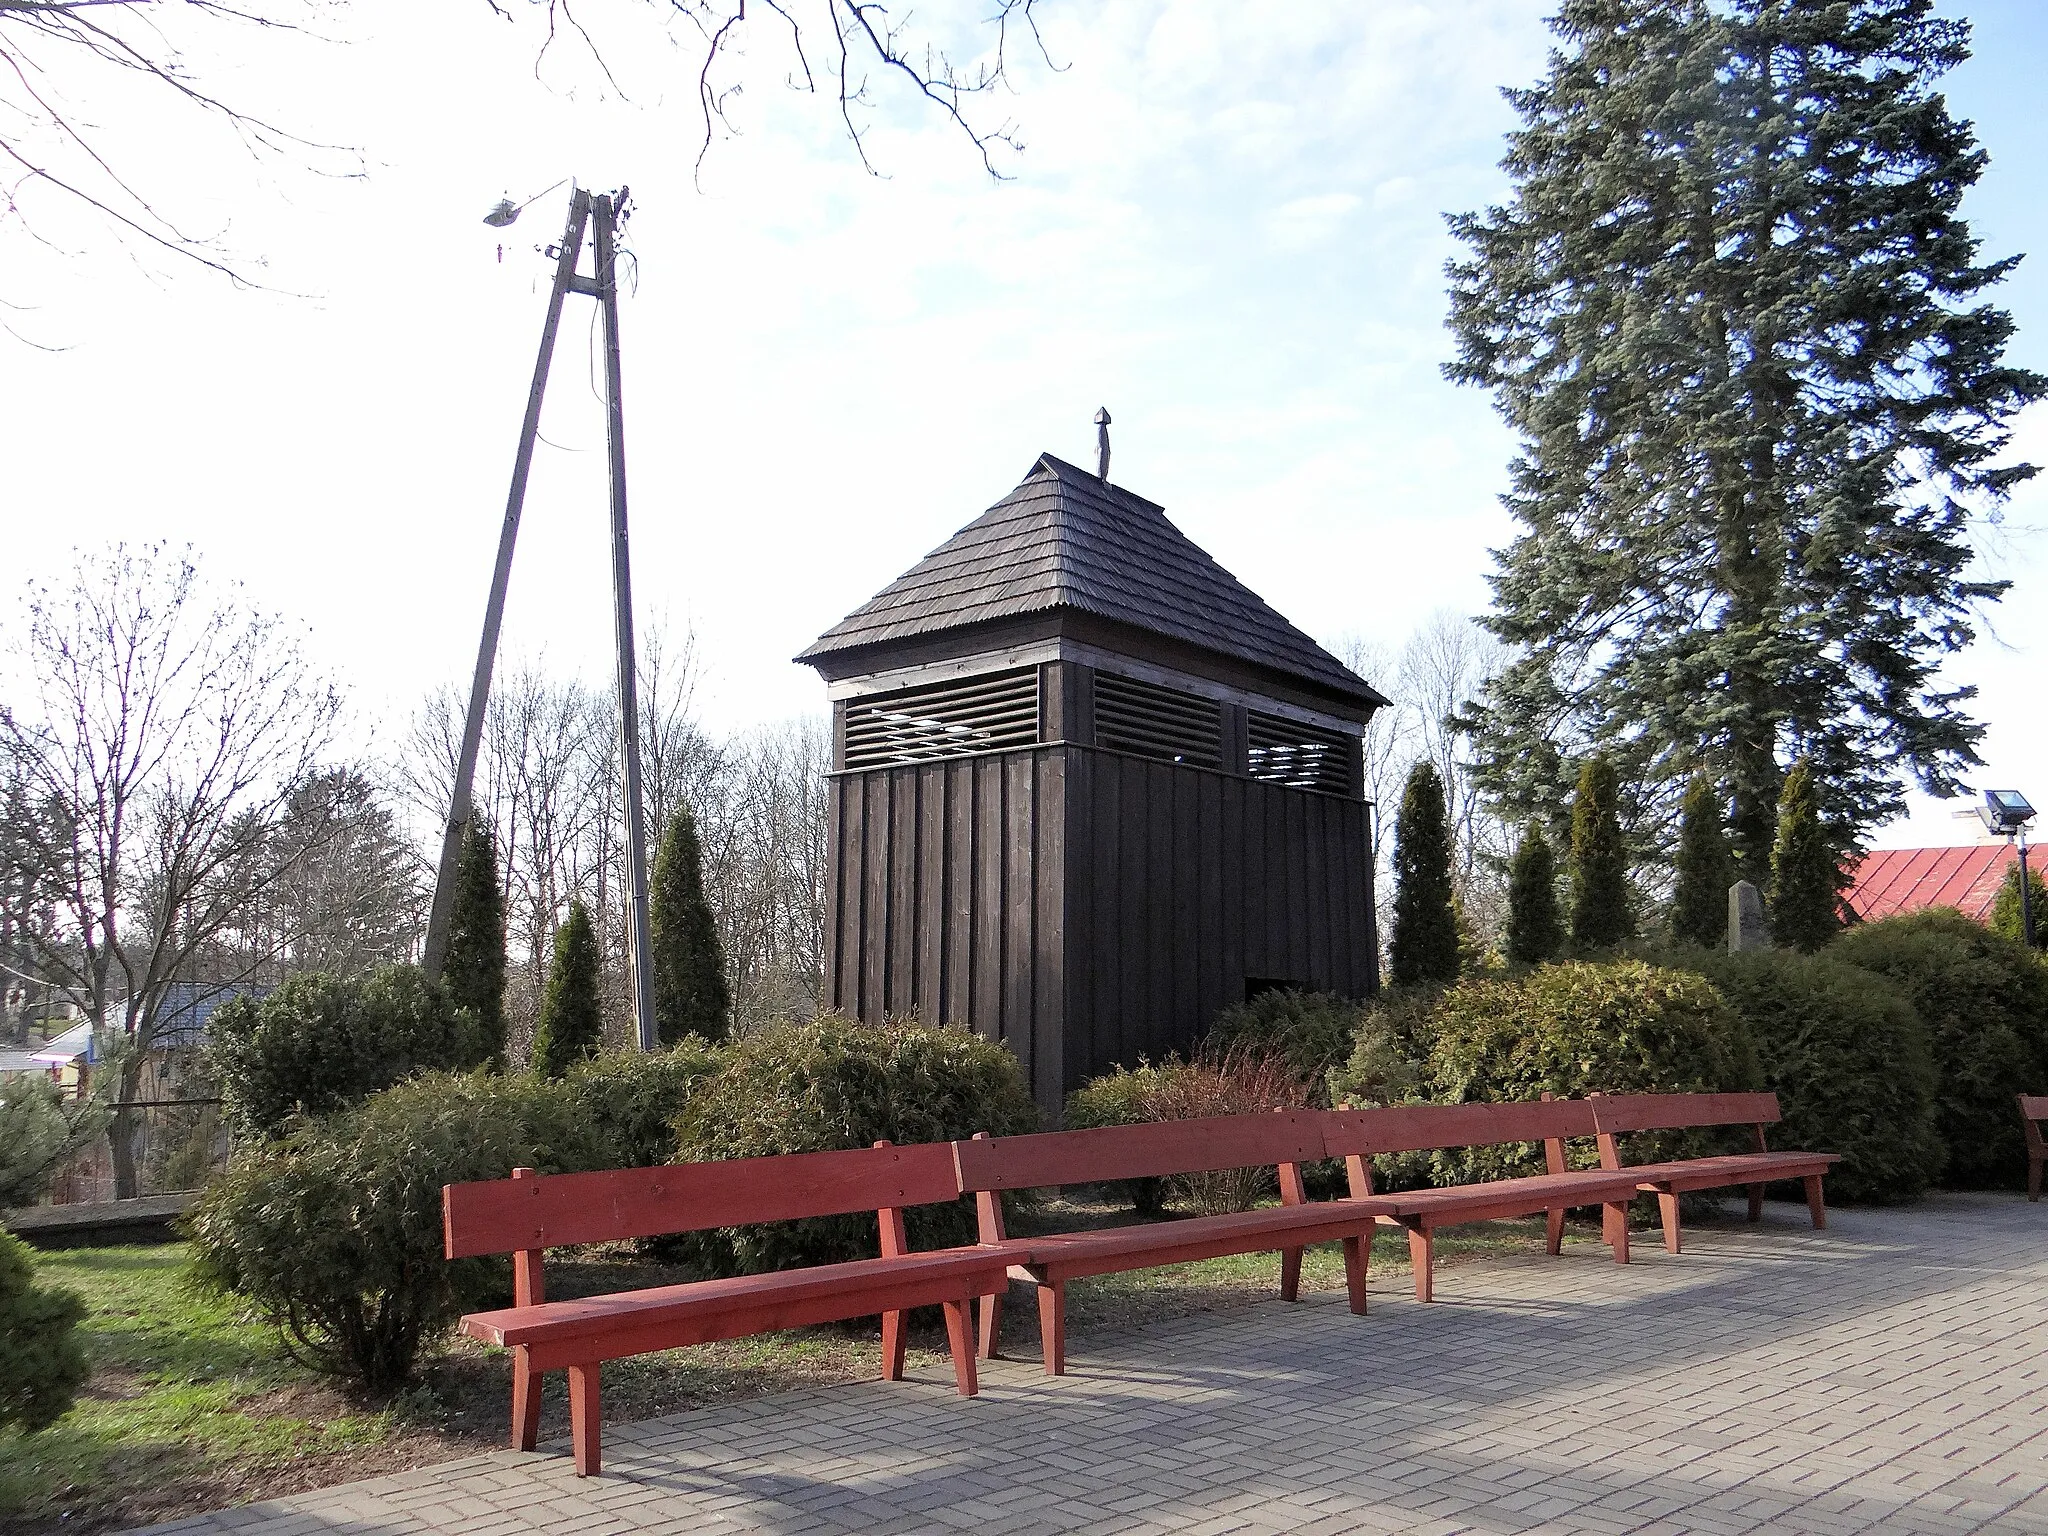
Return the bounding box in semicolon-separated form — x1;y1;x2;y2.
122;1193;2048;1536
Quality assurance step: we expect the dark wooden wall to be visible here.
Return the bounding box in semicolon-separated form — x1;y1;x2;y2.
823;743;1376;1123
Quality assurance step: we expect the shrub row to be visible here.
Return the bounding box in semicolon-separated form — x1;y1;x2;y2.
188;1017;1035;1393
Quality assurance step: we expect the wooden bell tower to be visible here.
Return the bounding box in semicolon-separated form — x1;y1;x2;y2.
798;451;1389;1121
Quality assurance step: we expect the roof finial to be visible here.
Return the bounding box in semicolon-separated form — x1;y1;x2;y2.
1094;407;1112;482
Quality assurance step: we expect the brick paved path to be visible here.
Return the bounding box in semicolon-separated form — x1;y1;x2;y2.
137;1195;2048;1535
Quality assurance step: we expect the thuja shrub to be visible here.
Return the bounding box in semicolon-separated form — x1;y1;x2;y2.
208;967;491;1140
1426;959;1759;1183
1208;989;1364;1100
0;1230;89;1435
1681;946;1943;1204
1831;909;2048;1188
673;1016;1038;1276
566;1040;724;1168
188;1071;609;1393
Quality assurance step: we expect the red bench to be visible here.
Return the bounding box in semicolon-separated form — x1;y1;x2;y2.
1320;1099;1647;1300
442;1143;1010;1475
1588;1091;1839;1250
2023;1096;2048;1203
955;1113;1399;1374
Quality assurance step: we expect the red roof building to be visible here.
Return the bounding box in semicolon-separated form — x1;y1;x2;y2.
1845;844;2018;923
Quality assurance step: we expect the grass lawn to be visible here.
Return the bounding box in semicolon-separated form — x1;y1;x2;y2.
0;1206;1581;1534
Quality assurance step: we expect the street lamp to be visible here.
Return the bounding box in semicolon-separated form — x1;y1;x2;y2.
1978;790;2036;947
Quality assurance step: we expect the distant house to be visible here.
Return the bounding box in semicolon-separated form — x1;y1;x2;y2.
1844;844;2019;925
0;982;269;1097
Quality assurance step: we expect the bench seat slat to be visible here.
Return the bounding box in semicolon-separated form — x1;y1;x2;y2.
1007;1199;1397;1279
1379;1168;1643;1224
1622;1151;1838;1192
462;1253;1007;1343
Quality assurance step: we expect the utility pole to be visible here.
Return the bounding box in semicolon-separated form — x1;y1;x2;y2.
424;184;659;1053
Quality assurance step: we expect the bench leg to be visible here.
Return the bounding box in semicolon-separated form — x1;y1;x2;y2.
1407;1224;1433;1303
1602;1201;1631;1264
510;1346;541;1451
1747;1183;1764;1222
1657;1191;1681;1254
2031;1156;2043;1204
1341;1233;1369;1315
1280;1246;1303;1302
1037;1280;1067;1376
880;1308;908;1382
942;1300;979;1396
1545;1207;1565;1256
568;1363;601;1478
979;1291;1004;1359
1804;1175;1827;1230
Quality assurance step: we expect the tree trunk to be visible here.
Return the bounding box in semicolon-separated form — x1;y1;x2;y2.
107;1053;147;1200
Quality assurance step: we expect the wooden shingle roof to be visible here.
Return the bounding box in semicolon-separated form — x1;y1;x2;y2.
798;453;1383;704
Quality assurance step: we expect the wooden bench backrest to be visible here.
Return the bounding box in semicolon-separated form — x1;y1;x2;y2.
1587;1091;1780;1136
442;1141;960;1259
1319;1098;1596;1158
2021;1095;2048;1153
951;1111;1323;1194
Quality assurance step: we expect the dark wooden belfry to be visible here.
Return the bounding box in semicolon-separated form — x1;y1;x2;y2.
798;451;1390;1121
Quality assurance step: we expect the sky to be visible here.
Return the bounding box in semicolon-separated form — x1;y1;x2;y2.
3;0;2044;850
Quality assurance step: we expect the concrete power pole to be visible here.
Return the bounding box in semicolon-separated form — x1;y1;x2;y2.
424;184;659;1053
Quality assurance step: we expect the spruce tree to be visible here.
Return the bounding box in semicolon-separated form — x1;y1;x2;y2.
1389;760;1460;986
1448;1;2042;867
649;805;730;1044
1768;760;1839;953
530;899;603;1078
1505;821;1564;965
1568;756;1632;953
1989;862;2047;949
1670;773;1736;950
442;817;507;1065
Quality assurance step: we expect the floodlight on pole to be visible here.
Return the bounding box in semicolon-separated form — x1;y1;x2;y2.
481;179;570;229
1978;789;2037;948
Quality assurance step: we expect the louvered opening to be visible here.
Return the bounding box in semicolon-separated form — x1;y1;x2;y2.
842;668;1039;769
1094;672;1222;769
1247;711;1353;795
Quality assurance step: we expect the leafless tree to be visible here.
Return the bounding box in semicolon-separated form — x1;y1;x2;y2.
1;0;1049;340
0;545;343;1194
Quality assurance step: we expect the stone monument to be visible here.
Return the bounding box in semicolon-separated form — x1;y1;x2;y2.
1729;880;1770;953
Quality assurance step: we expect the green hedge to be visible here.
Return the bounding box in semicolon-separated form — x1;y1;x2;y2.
1679;946;1942;1204
673;1016;1039;1275
0;1230;89;1435
1208;990;1363;1101
187;1071;609;1392
1423;959;1759;1182
565;1041;723;1168
1831;909;2048;1188
207;967;492;1139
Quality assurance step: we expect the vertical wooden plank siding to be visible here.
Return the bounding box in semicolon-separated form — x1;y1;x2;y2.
822;745;1375;1114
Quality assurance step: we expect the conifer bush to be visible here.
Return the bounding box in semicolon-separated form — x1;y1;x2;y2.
1208;989;1362;1097
650;805;731;1044
188;1071;609;1393
1425;959;1758;1183
1505;820;1564;964
1989;862;2047;949
566;1041;724;1168
1670;774;1735;950
1681;946;1943;1203
209;966;491;1140
673;1017;1038;1274
1568;756;1632;952
1831;909;2048;1187
0;1230;89;1435
1390;760;1460;984
443;817;508;1066
530;900;603;1077
1769;759;1841;953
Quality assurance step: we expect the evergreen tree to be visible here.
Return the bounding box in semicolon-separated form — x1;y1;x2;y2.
1768;759;1841;953
1670;773;1736;950
1568;756;1632;952
530;900;602;1078
649;805;730;1044
1988;861;2047;949
1448;0;2043;869
1389;760;1460;985
442;817;507;1065
1505;821;1564;965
